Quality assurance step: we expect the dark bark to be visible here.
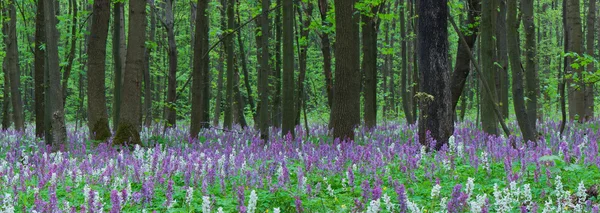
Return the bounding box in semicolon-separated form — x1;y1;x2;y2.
113;0;147;146
585;0;595;120
1;61;10;130
223;0;235;129
417;0;453;150
496;0;509;119
213;0;227;127
236;7;256;123
144;0;156;127
87;0;112;142
362;5;380;129
272;0;283;128
163;0;178;128
233;60;247;128
34;0;46;137
3;2;25;131
282;0;295;137
258;0;271;140
295;2;312;127
62;0;78;101
331;0;360;141
400;0;414;124
191;0;211;138
480;0;498;135
112;2;125;128
566;0;585;122
318;0;333;111
523;0;538;128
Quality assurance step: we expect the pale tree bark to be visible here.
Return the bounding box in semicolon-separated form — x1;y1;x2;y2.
331;0;360;141
113;0;147;146
43;0;67;150
87;0;112;142
417;0;453;150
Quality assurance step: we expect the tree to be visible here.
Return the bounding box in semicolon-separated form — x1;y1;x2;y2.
585;0;595;120
507;0;537;143
566;0;585;122
87;0;112;142
400;0;414;124
417;0;453;150
480;0;498;135
190;0;211;138
34;0;46;137
258;0;270;140
523;0;538;128
163;0;178;128
43;0;68;150
496;0;509;119
282;0;295;137
318;0;333;112
113;0;147;146
112;2;126;129
2;1;25;131
271;0;283;128
223;0;234;129
143;0;157;127
331;0;360;141
361;3;381;129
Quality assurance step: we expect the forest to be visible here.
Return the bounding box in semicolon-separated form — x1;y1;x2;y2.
1;0;600;212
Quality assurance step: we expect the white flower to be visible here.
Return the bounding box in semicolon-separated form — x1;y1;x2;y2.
542;198;554;213
247;190;258;213
186;187;194;205
2;193;14;213
465;177;475;196
273;207;281;213
327;184;335;197
576;181;586;201
83;184;91;204
366;199;381;213
439;197;448;211
382;194;392;211
217;207;225;213
431;184;442;199
469;194;487;213
202;196;211;213
481;151;490;173
407;199;422;213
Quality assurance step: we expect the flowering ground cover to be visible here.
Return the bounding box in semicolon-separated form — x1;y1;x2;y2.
0;121;600;212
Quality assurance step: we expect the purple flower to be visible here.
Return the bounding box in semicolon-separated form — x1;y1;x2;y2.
294;196;303;213
237;186;246;213
361;180;371;201
447;184;468;213
372;183;382;200
110;190;121;213
165;179;174;208
394;181;407;213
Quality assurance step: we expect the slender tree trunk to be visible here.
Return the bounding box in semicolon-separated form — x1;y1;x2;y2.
559;0;568;134
191;0;211;138
566;0;585;122
272;0;283;128
87;0;112;141
213;0;227;127
417;0;453;150
258;0;271;140
164;0;178;128
362;6;379;129
282;0;295;137
400;0;414;124
1;61;10;130
480;0;498;135
234;60;247;128
43;0;67;150
496;0;510;119
113;0;147;146
585;0;596;120
223;0;235;129
34;0;46;137
112;2;125;128
295;2;312;127
144;0;156;127
507;0;537;143
318;0;333;124
236;7;256;123
331;0;360;141
523;0;538;128
3;2;25;131
62;0;78;101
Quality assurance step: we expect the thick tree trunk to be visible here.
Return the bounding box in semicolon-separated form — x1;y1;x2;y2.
417;0;453;150
331;0;360;141
585;0;596;120
480;0;498;135
190;0;211;138
282;0;295;137
258;0;271;140
507;0;537;143
113;0;147;146
112;3;125;129
87;0;112;142
272;0;283;128
362;6;379;129
566;0;585;122
164;0;178;128
44;0;67;150
3;2;25;131
523;0;538;129
496;0;509;119
34;0;46;137
400;0;413;124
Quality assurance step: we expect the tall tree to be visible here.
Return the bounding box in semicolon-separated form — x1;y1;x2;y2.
496;0;509;119
144;0;157;127
43;0;68;150
417;0;453;150
190;0;211;138
87;0;112;141
331;0;360;140
400;0;414;124
507;0;537;143
61;0;78;100
258;0;270;140
585;0;595;120
282;0;295;137
523;0;538;128
34;0;46;137
271;0;283;128
566;0;585;122
362;4;381;129
163;0;178;128
318;0;333;111
295;1;313;127
3;1;25;131
112;2;126;128
223;0;234;129
113;0;147;146
480;0;498;135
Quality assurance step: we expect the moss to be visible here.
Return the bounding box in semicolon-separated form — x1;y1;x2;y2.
113;121;142;147
90;118;112;142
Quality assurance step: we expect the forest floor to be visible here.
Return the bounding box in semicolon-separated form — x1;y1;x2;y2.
0;121;599;212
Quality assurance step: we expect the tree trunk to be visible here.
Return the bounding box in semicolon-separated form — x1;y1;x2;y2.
523;0;538;129
362;6;379;129
417;0;453;150
87;0;112;142
191;0;211;138
112;2;125;129
223;0;235;129
236;8;256;123
282;0;295;137
507;0;537;143
3;2;25;131
144;0;156;127
113;0;147;146
318;0;333;112
331;0;360;141
272;0;283;128
258;0;271;140
34;0;46;137
164;0;178;128
295;2;312;127
62;0;78;101
585;0;595;120
1;61;10;130
480;0;498;135
44;0;67;151
234;61;247;128
566;0;585;122
213;0;227;127
400;0;414;124
496;0;509;119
